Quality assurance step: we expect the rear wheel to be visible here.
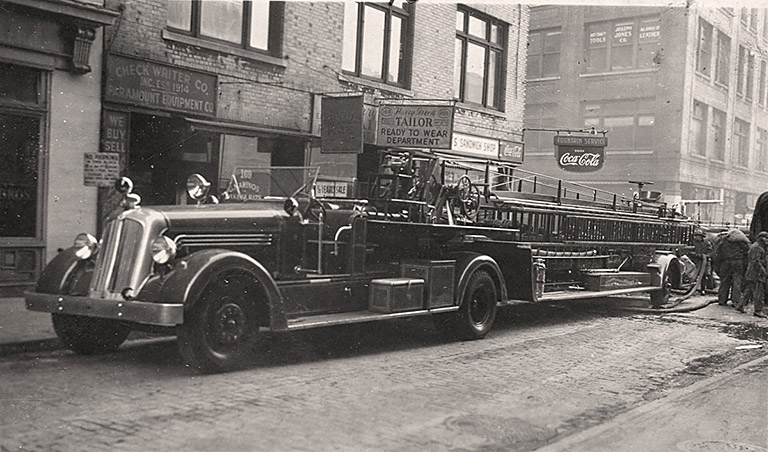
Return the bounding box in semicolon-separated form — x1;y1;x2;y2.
435;270;497;340
178;270;263;373
650;270;671;309
52;314;131;354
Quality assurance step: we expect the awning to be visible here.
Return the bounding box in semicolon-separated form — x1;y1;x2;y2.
186;117;314;139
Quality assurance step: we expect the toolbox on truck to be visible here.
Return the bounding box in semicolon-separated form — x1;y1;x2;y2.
369;278;425;313
580;271;651;291
400;259;455;308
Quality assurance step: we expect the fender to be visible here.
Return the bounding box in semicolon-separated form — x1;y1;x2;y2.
152;249;288;331
35;247;91;295
651;253;682;289
449;251;507;305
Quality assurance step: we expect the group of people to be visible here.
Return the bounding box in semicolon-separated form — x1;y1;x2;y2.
709;227;768;318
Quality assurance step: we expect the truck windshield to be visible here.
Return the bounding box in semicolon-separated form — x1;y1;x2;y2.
222;167;319;202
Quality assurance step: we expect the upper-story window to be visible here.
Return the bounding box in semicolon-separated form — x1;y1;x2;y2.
691;100;708;157
527;28;561;79
696;19;713;77
737;45;748;97
711;108;726;160
342;2;411;87
524;103;558;152
584;16;661;73
166;0;281;54
583;98;654;151
715;30;731;86
454;6;507;110
758;128;768;172
733;118;750;167
759;59;767;106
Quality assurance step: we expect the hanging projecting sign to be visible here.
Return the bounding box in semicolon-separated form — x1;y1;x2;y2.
499;139;524;164
321;95;364;154
555;135;607;172
105;54;217;117
377;104;454;149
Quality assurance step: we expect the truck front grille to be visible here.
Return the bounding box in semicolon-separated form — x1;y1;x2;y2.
90;217;148;298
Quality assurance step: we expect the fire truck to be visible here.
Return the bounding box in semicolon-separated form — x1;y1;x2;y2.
25;150;703;372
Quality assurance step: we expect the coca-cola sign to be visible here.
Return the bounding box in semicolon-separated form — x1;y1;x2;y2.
554;135;606;172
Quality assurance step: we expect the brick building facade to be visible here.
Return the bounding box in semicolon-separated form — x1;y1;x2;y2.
525;5;768;226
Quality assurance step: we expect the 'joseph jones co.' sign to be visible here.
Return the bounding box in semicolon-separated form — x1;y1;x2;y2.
554;135;607;172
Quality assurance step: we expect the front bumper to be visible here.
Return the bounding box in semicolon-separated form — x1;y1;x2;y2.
24;291;184;326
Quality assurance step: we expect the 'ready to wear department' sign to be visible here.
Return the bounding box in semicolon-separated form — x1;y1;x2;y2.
377;104;454;149
554;135;607;172
105;54;217;117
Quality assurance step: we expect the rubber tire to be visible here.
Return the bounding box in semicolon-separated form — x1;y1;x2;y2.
52;313;131;355
177;270;262;373
650;270;671;309
435;270;498;341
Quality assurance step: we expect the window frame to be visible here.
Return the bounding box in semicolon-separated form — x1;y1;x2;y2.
711;108;726;161
759;59;767;106
758;127;768;172
715;30;731;87
454;5;507;110
733;118;750;167
583;15;661;74
166;0;282;55
691;100;708;156
527;28;561;79
582;99;655;152
696;19;713;77
341;2;412;88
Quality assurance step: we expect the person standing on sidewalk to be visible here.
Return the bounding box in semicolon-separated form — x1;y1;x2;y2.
712;228;750;307
737;231;768;318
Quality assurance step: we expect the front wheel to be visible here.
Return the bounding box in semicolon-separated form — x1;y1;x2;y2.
177;270;263;373
52;313;131;354
435;270;497;340
650;270;671;308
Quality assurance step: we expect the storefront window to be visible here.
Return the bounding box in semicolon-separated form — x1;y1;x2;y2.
0;114;40;237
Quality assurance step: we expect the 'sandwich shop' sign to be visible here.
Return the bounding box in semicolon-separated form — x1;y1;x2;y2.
554;135;607;172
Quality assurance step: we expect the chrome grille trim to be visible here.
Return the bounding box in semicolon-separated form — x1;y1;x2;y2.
174;233;273;248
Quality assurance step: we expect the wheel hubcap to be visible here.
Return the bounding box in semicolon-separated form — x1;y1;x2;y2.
470;289;491;326
213;302;247;345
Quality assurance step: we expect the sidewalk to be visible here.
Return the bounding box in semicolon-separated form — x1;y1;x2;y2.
537;354;768;452
0;297;60;355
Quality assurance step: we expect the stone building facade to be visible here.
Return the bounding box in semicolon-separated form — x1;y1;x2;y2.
525;5;768;226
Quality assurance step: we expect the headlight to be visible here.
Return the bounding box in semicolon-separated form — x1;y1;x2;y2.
73;233;98;260
151;236;177;264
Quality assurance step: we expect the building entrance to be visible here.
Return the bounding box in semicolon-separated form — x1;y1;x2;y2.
128;114;220;205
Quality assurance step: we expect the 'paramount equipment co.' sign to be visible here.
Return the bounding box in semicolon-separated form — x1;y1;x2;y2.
554;135;607;172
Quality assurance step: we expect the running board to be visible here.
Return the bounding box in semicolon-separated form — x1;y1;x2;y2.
286;306;459;330
537;286;656;302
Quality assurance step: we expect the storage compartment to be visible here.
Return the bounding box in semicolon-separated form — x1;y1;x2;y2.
369;278;425;313
580;271;651;291
400;259;455;308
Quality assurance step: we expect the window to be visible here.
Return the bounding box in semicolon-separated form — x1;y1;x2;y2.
691;100;708;156
711;108;726;160
696;19;713;76
749;8;759;31
715;31;730;86
342;2;411;86
737;45;746;95
166;0;280;53
583;99;654;151
0;63;44;239
584;16;661;73
757;128;768;172
746;52;755;101
454;6;507;109
527;28;561;79
760;60;767;106
524;103;558;151
733;118;750;167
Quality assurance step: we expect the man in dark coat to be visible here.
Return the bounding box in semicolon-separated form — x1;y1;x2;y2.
712;228;750;307
737;231;768;318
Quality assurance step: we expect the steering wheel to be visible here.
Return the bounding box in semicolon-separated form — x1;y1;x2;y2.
455;175;480;221
303;196;327;222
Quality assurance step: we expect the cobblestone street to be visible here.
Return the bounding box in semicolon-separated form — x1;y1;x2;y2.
1;297;766;452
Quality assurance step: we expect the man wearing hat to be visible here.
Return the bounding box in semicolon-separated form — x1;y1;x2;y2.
712;228;750;307
737;231;768;318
